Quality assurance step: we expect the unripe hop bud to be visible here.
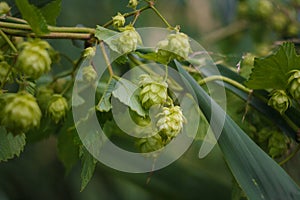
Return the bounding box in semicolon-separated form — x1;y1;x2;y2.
156;106;184;138
287;70;300;99
128;0;138;9
83;47;96;59
16;39;52;79
47;94;68;123
0;2;10;16
268;90;291;114
0;92;41;134
112;13;125;28
139;74;168;109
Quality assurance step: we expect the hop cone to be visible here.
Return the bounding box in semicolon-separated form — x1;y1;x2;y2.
113;26;142;54
268;131;288;158
137;133;164;154
139;74;168;109
156;32;190;61
82;65;97;83
112;12;125;28
0;92;41;134
287;70;300;99
47;94;68;123
0;61;11;83
268;90;291;114
156;106;184;138
16;39;52;79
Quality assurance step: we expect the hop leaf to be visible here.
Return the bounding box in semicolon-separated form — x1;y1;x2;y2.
267;90;291;114
47;94;68;123
139;74;168;109
0;92;42;134
112;12;125;29
16;39;52;79
287;70;300;99
156;106;185;138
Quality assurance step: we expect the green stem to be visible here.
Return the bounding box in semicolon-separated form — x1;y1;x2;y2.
0;21;95;33
198;75;252;93
100;41;114;77
279;144;300;165
150;5;173;29
164;64;168;81
281;114;300;133
1;28;93;40
0;29;17;53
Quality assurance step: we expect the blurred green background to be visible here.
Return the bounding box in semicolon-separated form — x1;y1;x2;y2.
1;0;300;199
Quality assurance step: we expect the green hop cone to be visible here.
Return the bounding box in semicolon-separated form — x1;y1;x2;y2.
156;32;190;62
156;106;185;138
268;131;288;158
0;2;10;16
271;13;288;32
36;86;54;112
0;92;41;134
128;0;138;9
257;0;273;19
268;90;291;114
139;74;168;109
136;133;164;155
47;94;68;123
83;47;96;59
112;12;125;28
0;61;11;83
113;26;142;54
16;39;52;79
287;70;300;99
82;65;97;83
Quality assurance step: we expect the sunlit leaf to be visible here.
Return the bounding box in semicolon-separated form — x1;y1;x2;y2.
246;42;300;89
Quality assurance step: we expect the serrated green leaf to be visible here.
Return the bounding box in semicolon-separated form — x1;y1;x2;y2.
0;127;26;162
80;147;97;191
40;0;61;25
112;78;146;117
96;79;117;112
95;25;118;41
177;61;300;200
246;42;300;89
15;0;49;35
